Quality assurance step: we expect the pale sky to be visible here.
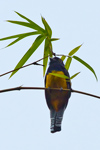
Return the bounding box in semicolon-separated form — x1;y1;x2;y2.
0;0;100;150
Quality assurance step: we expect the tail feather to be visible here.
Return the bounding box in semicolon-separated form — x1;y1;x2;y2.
50;109;64;133
51;117;62;133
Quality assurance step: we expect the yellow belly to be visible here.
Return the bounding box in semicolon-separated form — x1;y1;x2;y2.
46;70;68;111
46;70;67;89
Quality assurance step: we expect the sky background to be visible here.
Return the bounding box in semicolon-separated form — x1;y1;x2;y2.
0;0;100;150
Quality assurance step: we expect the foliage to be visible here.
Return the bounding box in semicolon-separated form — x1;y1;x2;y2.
0;11;98;81
49;72;80;81
61;45;98;81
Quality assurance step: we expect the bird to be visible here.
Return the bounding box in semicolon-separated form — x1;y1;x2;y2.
45;57;71;133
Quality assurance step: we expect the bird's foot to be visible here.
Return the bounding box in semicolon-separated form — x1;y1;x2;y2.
60;87;63;91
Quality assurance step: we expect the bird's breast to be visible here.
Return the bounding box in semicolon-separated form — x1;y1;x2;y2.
45;70;67;89
45;70;69;111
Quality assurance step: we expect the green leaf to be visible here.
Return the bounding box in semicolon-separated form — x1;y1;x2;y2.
73;55;98;81
0;31;40;48
48;41;53;57
7;20;45;34
41;17;52;38
6;37;23;47
0;31;40;41
65;57;72;70
7;20;38;29
50;38;59;41
49;72;80;80
61;55;66;61
43;38;49;76
49;73;69;79
70;72;80;79
68;44;82;56
15;11;45;34
15;11;35;24
43;38;53;76
10;35;45;78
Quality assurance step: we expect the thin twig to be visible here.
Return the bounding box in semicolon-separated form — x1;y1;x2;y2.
56;54;71;58
0;86;99;99
0;55;50;77
0;86;70;93
0;54;70;78
71;89;100;99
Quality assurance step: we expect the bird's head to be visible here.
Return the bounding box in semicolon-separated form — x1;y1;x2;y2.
49;57;64;66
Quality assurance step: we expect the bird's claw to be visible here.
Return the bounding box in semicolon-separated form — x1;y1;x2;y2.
60;87;63;91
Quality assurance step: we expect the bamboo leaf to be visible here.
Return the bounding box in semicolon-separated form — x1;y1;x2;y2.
48;41;53;57
73;55;98;81
70;72;80;79
43;38;53;76
15;11;45;33
61;55;66;61
6;37;23;47
7;20;37;29
7;20;45;34
43;38;49;76
41;17;52;38
69;44;82;56
49;73;69;79
65;57;72;70
10;35;45;78
0;31;40;41
15;11;35;23
49;72;80;80
1;31;40;48
50;38;59;41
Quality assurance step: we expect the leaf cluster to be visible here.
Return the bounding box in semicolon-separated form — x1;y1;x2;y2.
60;45;98;80
0;11;98;81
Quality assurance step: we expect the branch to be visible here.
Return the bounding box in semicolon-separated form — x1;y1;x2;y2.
0;54;70;78
0;86;99;99
71;89;100;99
0;55;50;77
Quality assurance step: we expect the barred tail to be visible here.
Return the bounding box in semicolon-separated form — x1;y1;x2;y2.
50;109;65;133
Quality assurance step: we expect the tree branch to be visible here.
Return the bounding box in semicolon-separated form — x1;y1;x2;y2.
0;54;69;78
0;86;99;99
71;89;100;99
0;55;50;77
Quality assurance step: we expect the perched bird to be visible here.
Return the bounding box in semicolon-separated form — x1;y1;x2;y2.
45;57;71;133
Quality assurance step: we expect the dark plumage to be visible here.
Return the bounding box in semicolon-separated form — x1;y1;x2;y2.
45;57;71;133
